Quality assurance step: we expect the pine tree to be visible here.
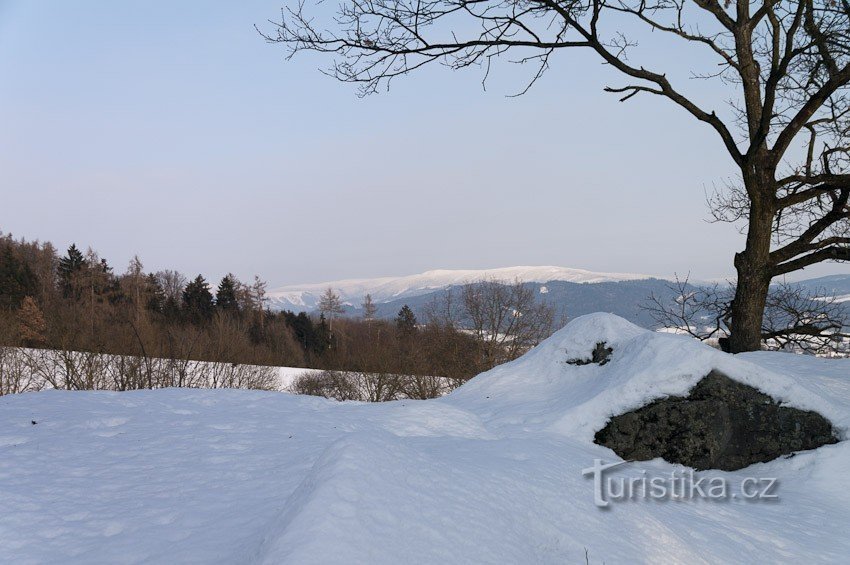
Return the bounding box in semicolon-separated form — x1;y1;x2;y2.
315;313;332;352
96;256;123;304
18;296;47;347
362;293;377;321
182;275;214;323
58;244;86;298
144;273;166;313
215;274;239;313
396;304;417;336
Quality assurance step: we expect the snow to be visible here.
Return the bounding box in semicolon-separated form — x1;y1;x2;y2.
266;266;653;311
276;366;321;390
1;313;849;563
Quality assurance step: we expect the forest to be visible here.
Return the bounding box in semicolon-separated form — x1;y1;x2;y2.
0;231;552;397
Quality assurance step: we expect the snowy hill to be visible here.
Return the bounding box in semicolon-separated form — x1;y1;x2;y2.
793;273;850;296
265;266;653;311
2;313;848;563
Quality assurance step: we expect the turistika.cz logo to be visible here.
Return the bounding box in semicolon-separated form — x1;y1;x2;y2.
581;459;779;508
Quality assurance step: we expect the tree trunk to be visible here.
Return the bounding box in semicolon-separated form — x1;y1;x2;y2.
728;168;775;353
728;262;771;352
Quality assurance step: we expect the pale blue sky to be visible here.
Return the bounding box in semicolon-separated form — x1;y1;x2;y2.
0;1;845;285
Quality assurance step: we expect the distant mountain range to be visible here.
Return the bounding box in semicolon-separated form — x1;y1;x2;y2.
266;266;652;310
266;267;850;328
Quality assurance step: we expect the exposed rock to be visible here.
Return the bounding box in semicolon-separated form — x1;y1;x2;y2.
595;371;838;471
567;342;613;366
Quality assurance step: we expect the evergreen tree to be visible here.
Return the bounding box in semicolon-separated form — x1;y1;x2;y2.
58;244;86;298
215;274;239;313
282;310;325;353
144;273;166;313
182;275;214;323
396;304;418;336
315;313;332;352
96;256;124;304
0;244;40;310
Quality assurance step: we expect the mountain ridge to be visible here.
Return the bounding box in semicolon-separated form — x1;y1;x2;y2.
266;265;655;311
266;266;850;329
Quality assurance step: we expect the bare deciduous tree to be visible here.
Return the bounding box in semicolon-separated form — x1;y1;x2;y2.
462;279;555;363
427;278;555;364
319;287;345;329
264;0;850;352
645;274;848;354
17;296;47;348
362;293;378;321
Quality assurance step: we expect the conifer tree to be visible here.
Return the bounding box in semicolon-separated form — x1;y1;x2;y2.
315;313;332;352
182;275;214;323
58;244;86;298
216;274;240;313
144;273;166;313
395;304;417;336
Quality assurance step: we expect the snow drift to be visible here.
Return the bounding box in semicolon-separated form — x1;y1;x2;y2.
1;313;848;563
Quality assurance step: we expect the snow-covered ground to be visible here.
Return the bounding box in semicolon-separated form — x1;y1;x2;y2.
266;265;654;310
1;313;848;563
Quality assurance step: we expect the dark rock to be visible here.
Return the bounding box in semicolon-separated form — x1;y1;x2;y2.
567;342;613;366
595;371;838;471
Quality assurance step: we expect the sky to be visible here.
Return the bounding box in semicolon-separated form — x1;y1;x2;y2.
0;1;847;287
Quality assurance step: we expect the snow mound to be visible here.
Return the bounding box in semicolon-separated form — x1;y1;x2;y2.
449;313;849;441
1;313;849;563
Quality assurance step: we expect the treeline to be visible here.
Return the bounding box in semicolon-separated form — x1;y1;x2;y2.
0;232;506;395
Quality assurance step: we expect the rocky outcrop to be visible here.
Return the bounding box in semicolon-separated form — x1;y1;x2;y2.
595;371;838;471
566;342;613;366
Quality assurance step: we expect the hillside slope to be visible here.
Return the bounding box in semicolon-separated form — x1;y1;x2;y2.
1;314;848;563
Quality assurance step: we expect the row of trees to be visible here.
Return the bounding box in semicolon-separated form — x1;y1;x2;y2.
0;232;557;397
291;282;557;401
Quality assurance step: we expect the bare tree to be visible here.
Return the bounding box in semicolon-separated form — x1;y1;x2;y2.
264;0;850;352
761;283;849;353
122;256;147;325
462;278;555;363
362;293;378;321
318;287;345;329
646;275;848;354
291;369;362;400
17;297;47;348
156;269;187;308
250;276;268;312
426;278;554;364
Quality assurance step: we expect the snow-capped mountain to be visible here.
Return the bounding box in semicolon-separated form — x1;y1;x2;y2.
266;266;654;311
